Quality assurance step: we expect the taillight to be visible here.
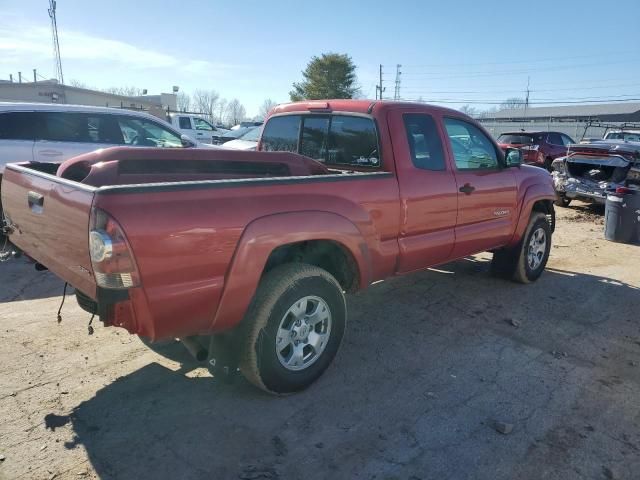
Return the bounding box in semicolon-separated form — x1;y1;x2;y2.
89;209;140;289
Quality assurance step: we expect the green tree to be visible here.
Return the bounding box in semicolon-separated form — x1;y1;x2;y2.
290;53;359;101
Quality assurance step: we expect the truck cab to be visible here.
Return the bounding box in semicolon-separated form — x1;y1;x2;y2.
167;113;229;145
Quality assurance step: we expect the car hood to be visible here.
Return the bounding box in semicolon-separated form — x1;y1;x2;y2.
221;139;258;151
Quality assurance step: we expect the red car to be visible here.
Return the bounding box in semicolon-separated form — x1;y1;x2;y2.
497;131;575;170
1;100;556;394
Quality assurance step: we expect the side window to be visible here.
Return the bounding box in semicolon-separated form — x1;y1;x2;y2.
327;115;379;168
300;116;330;161
547;133;563;145
0;112;36;140
178;117;192;129
261;115;301;152
41;112;90;142
402;113;446;171
193;118;213;131
561;134;574;146
117;116;183;148
86;115;124;144
444;118;498;170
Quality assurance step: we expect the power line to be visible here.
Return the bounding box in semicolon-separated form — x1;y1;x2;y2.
400;97;640;105
400;50;639;68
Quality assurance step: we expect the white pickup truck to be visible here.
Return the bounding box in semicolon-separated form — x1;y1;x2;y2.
166;113;229;145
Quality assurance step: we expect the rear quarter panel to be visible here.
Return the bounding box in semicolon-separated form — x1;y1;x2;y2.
94;174;400;339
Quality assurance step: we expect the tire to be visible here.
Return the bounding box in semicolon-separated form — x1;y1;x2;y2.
544;157;553;171
555;194;571;207
491;212;552;284
239;263;346;394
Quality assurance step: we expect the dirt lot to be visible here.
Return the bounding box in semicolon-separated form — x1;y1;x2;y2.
1;202;639;480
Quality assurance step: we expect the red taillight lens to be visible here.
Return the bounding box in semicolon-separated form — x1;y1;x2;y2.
89;209;140;289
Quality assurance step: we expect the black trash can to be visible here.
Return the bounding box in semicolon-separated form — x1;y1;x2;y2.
604;188;640;244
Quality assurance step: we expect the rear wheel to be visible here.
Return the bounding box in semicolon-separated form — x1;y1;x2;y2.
491;212;552;284
239;263;346;394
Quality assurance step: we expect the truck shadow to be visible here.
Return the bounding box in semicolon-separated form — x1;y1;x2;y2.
53;258;640;479
0;258;63;302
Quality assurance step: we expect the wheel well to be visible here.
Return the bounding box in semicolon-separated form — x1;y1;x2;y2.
532;199;555;232
263;240;359;292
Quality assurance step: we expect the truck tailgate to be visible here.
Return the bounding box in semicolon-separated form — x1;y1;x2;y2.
2;165;97;297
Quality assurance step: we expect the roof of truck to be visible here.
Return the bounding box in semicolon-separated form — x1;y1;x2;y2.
270;99;463;117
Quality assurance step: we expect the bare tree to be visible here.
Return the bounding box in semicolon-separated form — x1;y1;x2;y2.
69;79;88;89
258;98;278;120
192;89;220;122
500;97;525;110
459;104;478;117
176;91;191;112
104;86;144;97
225;99;246;126
216;98;228;125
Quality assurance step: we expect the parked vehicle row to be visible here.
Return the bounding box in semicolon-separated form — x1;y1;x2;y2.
166;112;229;145
1;99;556;394
496;131;575;171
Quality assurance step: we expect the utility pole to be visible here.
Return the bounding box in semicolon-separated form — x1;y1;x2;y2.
393;64;402;100
48;0;64;85
522;76;530;130
376;64;384;100
33;69;37;83
18;72;22;83
9;74;13;83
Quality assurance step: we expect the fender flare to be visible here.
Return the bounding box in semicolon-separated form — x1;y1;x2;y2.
508;183;556;247
211;211;370;331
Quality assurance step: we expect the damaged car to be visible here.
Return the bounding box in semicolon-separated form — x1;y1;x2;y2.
551;141;640;206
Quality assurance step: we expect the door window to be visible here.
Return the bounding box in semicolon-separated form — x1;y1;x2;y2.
0;112;36;140
117;116;183;147
86;115;124;144
327;116;379;168
178;117;192;129
193;118;214;131
444;118;498;170
403;113;446;171
560;134;575;146
41;112;88;142
547;133;563;145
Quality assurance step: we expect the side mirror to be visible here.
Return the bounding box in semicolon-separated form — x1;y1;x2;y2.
505;147;522;167
181;134;196;147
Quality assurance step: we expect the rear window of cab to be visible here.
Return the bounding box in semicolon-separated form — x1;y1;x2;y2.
261;114;380;168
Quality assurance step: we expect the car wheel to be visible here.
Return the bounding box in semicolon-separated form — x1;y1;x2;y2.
491;212;552;284
239;263;346;394
544;157;554;171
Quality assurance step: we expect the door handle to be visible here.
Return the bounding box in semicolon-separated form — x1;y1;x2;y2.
28;191;44;213
459;183;475;195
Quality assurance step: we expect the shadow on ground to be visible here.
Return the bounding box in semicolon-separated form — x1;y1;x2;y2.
53;258;640;480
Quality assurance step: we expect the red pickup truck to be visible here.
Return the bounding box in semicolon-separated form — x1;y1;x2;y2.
1;100;556;394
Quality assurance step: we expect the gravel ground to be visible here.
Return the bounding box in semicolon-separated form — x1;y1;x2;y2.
1;202;639;480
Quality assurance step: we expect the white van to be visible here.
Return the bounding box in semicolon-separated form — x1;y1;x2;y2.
0;102;209;176
166;113;229;145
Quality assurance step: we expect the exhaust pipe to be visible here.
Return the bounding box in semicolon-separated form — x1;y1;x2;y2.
179;336;208;362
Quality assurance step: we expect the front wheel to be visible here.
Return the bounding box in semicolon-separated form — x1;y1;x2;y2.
491;212;552;284
239;263;346;394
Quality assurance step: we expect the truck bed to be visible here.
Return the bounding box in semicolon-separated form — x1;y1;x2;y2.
2;147;396;339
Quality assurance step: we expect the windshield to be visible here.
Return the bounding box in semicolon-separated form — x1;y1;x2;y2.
222;126;253;139
239;127;261;141
497;134;535;145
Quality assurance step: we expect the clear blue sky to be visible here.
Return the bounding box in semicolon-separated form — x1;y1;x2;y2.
2;0;640;117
